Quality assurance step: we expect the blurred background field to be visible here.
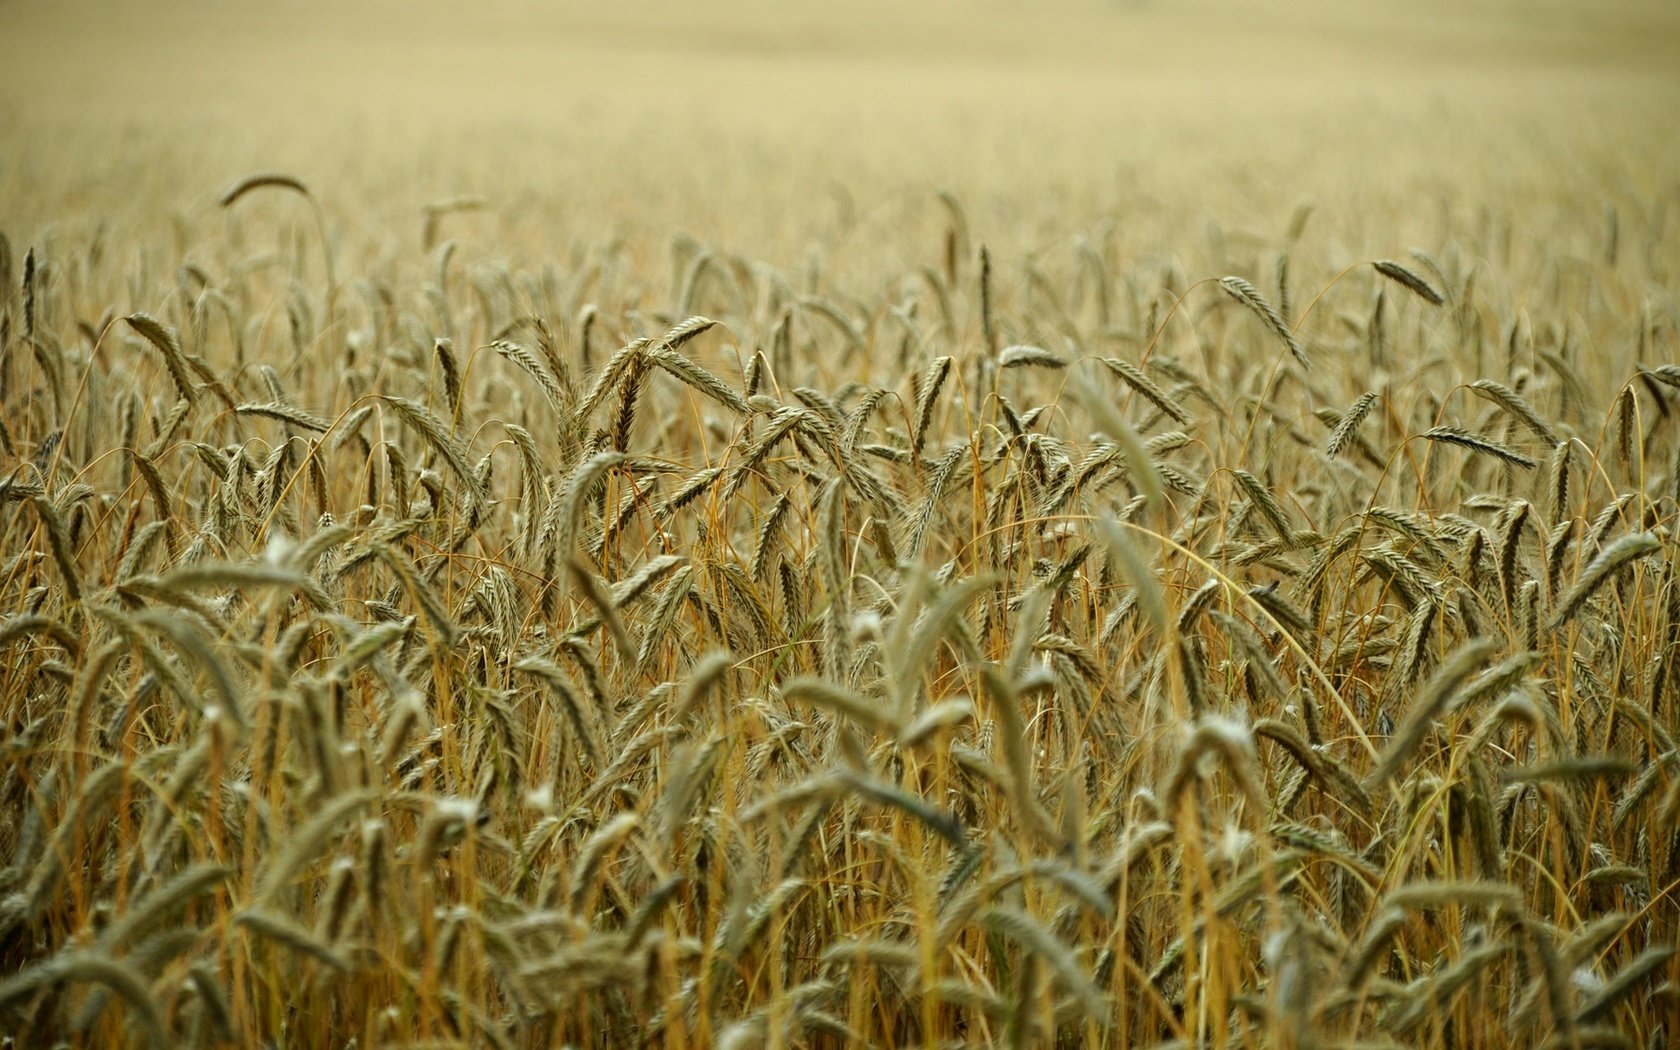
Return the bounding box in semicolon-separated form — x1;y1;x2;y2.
4;0;1679;259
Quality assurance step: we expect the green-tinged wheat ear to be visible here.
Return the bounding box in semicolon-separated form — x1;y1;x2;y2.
553;450;626;568
821;936;920;969
432;337;462;414
220;172;337;336
1373;259;1444;306
1346;906;1409;988
899;696;975;749
1381;879;1523;913
904;443;969;557
1585;491;1639;556
647;343;750;416
1551;532;1662;629
514;654;604;770
609;552;686;609
1542;440;1571;524
125;312;199;406
568;812;640;909
979;664;1060;843
1576;946;1675;1023
572;335;649;428
911;354;952;460
781;677;897;734
998;343;1067;370
1613;385;1637;464
1077;370;1164;508
376;547;458;647
611;354;648;453
1274;251;1292;323
637;566;693;674
1326;392;1379;458
748;492;792;581
0;952;169;1047
1162;715;1266;812
379;394;488;508
1468;379;1560;444
219;172;309;206
185;962;236;1042
1388;942;1510;1034
98;862;231;952
670;649;733;723
567;555;634;661
0;612;81;655
236;908;350;972
979;905;1108;1020
235;402;331;433
1544;517;1576;597
1221;275;1306;368
29;494;81;601
1254;718;1360;803
493;339;567;411
1102;356;1191;425
1423;426;1538;469
1233;468;1293;542
253;788;378;905
1498;498;1532;612
1369;637;1500;788
1516;578;1541;650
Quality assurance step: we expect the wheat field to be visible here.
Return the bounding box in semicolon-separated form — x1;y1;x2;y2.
2;1;1680;1047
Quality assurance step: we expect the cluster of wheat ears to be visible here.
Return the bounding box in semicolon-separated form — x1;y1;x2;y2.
0;174;1676;1049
